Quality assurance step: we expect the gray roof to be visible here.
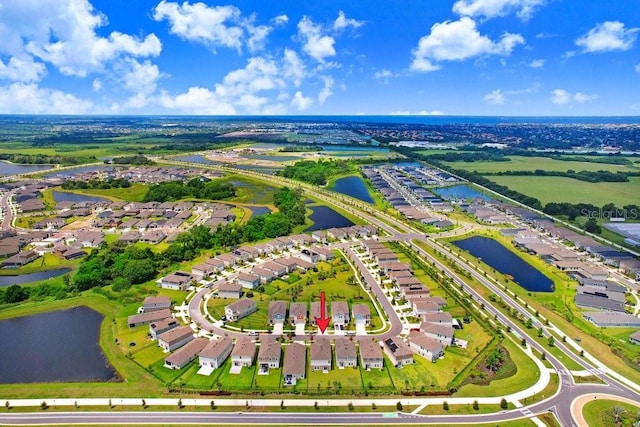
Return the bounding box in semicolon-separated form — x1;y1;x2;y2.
268;301;287;320
584;312;640;327
157;325;193;345
200;336;233;359
258;337;281;361
283;342;306;376
359;341;382;361
128;309;172;325
310;338;331;362
226;298;257;312
165;338;208;367
409;331;444;353
334;337;357;360
232;338;257;359
574;294;625;312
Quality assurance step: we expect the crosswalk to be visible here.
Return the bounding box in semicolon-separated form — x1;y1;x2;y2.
521;407;533;416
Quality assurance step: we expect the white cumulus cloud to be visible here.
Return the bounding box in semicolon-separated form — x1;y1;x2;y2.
291;91;313;110
453;0;546;20
575;21;639;53
551;89;597;105
0;83;92;114
411;17;524;72
0;0;161;78
297;16;336;62
0;57;46;82
272;15;289;26
318;75;334;104
636;64;640;73
484;89;505;104
333;11;364;32
529;58;545;68
159;86;236;114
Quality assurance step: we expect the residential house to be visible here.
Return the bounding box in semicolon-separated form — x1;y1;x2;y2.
231;338;257;367
225;299;258;321
360;341;383;370
1;250;39;269
334;337;357;368
311;230;327;244
310;301;328;326
584;312;640;328
283;342;306;385
237;272;261;289
268;301;288;325
158;271;192;291
331;301;350;330
199;336;233;370
164;338;209;370
217;253;238;267
629;330;640;345
143;296;171;312
313;247;335;261
299;249;320;264
128;309;172;328
420;323;455;347
383;337;414;367
291;257;313;271
380;262;412;275
352;304;371;326
191;260;218;280
258;336;281;374
158;325;194;352
422;312;453;326
274;258;298;274
327;228;346;241
395;276;422;288
408;331;444;362
217;281;243;299
310;338;332;372
251;266;275;284
149;318;179;340
289;302;307;326
262;261;287;277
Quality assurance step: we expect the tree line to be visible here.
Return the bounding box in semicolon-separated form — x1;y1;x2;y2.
0;153;93;165
143;178;236;202
279;159;352;186
61;178;131;190
484;169;639;183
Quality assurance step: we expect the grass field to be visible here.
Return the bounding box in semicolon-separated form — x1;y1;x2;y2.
61;184;149;202
445;155;639;174
582;399;640;427
485;175;640;206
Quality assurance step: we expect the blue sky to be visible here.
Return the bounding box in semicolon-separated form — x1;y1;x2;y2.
0;0;638;115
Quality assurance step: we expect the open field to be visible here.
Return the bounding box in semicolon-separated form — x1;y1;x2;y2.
57;184;149;202
485;175;640;206
444;155;639;174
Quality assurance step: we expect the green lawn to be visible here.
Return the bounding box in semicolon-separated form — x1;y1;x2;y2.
253;367;283;389
63;183;149;202
445;155;639;174
454;338;540;397
360;363;394;391
485;175;640;206
387;354;439;392
307;360;363;392
582;399;640;427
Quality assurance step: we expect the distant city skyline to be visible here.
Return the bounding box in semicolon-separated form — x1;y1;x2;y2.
0;0;639;116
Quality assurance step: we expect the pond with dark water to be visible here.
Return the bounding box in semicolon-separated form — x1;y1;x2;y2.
0;306;117;383
0;162;53;176
332;176;374;204
452;236;553;292
305;205;354;231
242;154;301;162
52;191;109;204
173;155;219;165
0;268;72;287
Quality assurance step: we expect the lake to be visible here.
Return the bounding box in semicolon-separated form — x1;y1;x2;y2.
173;155;219;165
0;306;117;383
0;268;72;287
452;236;553;292
43;165;111;178
305;205;354;231
52;190;109;204
332;176;374;204
248;206;271;217
435;185;491;201
0;162;53;177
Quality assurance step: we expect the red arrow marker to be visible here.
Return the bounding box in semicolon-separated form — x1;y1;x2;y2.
315;291;330;334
